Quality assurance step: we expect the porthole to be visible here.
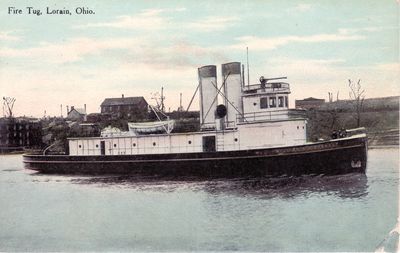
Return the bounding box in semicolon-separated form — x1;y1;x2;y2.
188;140;192;144
297;126;299;129
253;102;257;106
234;138;238;142
153;142;156;146
133;143;136;147
78;145;82;148
302;126;304;129
95;144;99;148
114;144;117;147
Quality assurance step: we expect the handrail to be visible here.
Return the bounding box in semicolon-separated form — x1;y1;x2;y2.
243;82;290;91
43;142;58;155
236;109;306;123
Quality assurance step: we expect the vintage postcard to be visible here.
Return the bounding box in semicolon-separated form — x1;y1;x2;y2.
0;0;398;252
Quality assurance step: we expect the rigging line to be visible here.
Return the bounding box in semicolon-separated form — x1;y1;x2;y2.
210;79;248;123
151;104;168;118
201;72;231;127
202;80;226;126
148;105;168;133
185;83;199;112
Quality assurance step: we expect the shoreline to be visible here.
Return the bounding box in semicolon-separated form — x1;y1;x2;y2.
368;145;399;149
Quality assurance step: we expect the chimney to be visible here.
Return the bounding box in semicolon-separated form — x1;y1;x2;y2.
198;65;217;129
84;104;87;113
222;62;243;126
122;94;124;98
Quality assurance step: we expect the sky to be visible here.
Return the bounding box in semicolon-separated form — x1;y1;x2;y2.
0;0;398;117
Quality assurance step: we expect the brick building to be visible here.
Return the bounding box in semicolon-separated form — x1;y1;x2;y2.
100;95;149;120
295;97;325;110
0;118;42;152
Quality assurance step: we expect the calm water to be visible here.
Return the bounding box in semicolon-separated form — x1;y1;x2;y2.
0;149;398;252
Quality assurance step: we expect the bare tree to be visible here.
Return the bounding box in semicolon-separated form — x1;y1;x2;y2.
348;79;365;127
2;97;16;118
150;87;165;112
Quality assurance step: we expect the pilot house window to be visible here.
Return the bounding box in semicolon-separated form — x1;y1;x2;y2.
260;97;268;109
269;97;276;108
278;96;284;107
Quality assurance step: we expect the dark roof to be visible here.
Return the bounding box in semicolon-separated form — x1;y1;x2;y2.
74;108;86;115
68;108;86;116
101;96;148;106
297;97;325;101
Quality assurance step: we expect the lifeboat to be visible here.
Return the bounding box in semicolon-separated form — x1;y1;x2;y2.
128;120;175;135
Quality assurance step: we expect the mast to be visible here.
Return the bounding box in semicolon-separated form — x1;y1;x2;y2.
246;47;250;88
160;86;165;112
179;93;182;111
242;64;245;87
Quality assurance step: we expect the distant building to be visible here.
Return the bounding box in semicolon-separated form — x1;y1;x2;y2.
100;95;149;120
295;97;325;110
0;117;42;152
67;105;87;121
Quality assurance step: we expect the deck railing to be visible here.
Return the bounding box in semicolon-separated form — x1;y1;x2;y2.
243;82;290;94
237;109;306;123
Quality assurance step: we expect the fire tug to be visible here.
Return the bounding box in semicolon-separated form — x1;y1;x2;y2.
23;62;367;176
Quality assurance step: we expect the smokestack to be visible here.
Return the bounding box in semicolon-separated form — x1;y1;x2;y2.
198;65;217;129
84;104;87;113
179;93;182;111
222;62;243;126
122;94;124;98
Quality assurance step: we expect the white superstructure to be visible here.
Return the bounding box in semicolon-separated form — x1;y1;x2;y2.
69;62;307;156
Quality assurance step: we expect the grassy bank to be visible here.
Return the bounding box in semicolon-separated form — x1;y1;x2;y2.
306;109;399;146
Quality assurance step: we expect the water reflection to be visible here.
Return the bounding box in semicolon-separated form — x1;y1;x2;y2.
63;173;369;200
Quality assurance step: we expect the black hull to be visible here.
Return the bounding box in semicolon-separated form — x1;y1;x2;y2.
23;136;367;177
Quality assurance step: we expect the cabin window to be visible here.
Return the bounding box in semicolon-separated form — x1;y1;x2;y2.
260;97;268;109
269;97;276;108
285;96;288;107
278;96;284;107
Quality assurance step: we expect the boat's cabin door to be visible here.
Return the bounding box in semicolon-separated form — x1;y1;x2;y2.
202;136;216;152
100;141;105;155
